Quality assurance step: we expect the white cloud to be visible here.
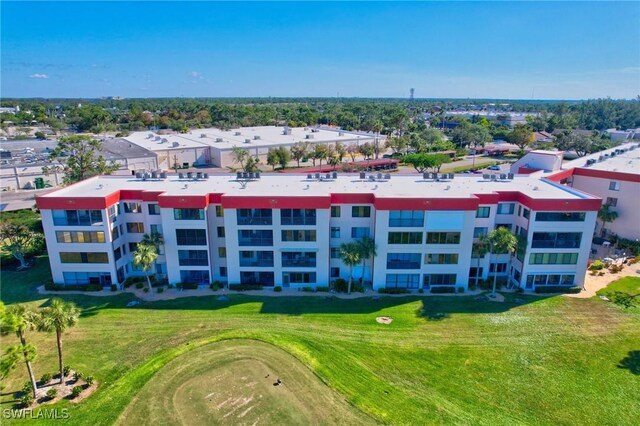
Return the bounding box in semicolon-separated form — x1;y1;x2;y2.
29;73;49;79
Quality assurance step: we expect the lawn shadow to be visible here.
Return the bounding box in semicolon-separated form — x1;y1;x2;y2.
617;350;640;375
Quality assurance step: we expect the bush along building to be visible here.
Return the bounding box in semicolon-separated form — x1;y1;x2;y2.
36;171;600;293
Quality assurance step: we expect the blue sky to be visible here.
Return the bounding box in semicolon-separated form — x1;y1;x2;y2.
2;1;639;99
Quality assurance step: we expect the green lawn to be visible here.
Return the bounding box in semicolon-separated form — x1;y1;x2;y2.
597;276;640;297
1;257;639;425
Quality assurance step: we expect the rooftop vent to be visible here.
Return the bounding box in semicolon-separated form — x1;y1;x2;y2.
172;142;179;148
159;172;167;179
196;172;202;179
338;132;344;136
507;173;514;180
482;174;490;180
215;138;223;142
237;171;243;179
490;175;497;181
147;133;154;139
384;173;391;180
161;138;168;143
151;171;158;179
332;172;338;179
305;134;314;139
253;135;261;140
234;131;241;136
200;134;206;138
203;173;209;179
186;172;193;179
155;136;161;141
244;139;251;144
499;173;507;180
135;172;142;179
307;174;313;179
179;172;185;179
359;172;366;179
283;127;292;135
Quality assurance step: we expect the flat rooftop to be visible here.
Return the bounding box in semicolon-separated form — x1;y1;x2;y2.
124;126;379;152
40;173;594;201
561;142;640;175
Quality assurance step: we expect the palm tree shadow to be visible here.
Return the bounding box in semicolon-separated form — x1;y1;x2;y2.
617;350;640;375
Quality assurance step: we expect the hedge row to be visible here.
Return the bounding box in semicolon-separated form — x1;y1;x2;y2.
534;286;582;294
44;282;102;292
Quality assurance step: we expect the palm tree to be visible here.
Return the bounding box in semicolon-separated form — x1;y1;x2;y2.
372;121;383;159
133;243;159;290
356;236;377;286
598;203;618;237
1;305;39;397
339;242;361;294
38;298;80;384
486;228;518;298
472;236;489;288
141;231;164;251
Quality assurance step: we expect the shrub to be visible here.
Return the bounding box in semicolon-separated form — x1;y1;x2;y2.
22;381;33;394
589;260;604;271
156;287;164;294
456;287;465;293
418;288;424;294
210;281;222;291
534;286;582;294
301;286;315;292
71;386;83;399
430;286;456;294
609;264;623;273
135;282;144;289
143;288;149;293
177;282;198;290
40;373;53;384
84;375;94;386
44;283;102;291
229;284;263;291
316;286;329;292
598;271;605;276
110;284;118;292
124;276;145;288
273;286;283;292
378;288;410;294
331;278;364;293
46;388;57;400
63;365;71;376
73;371;83;381
20;393;34;407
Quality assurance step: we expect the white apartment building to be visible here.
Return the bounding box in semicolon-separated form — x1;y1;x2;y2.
36;172;600;292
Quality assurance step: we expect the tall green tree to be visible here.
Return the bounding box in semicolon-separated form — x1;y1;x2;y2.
0;223;43;270
132;244;159;290
339;242;361;294
312;144;329;170
372;121;384;159
472;236;489;288
598;203;618;237
1;305;39;397
508;124;535;151
290;141;310;168
486;228;518;298
42;135;119;185
37;298;81;384
141;231;164;252
403;153;451;173
356;236;377;284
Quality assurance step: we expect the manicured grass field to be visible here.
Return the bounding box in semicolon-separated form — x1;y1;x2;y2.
1;257;639;425
596;276;640;297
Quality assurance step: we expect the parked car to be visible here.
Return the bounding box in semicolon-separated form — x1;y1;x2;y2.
487;165;501;171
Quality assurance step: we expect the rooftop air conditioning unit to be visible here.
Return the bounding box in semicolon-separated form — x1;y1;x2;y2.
172;142;179;147
254;135;261;140
500;173;507;180
234;131;241;136
196;172;202;179
159;172;167;179
200;134;206;138
237;171;243;179
215;138;223;142
507;173;514;179
307;174;313;179
305;134;314;139
482;174;490;180
384;173;391;180
332;172;338;179
179;172;185;179
338;132;344;136
147;133;153;138
244;139;251;143
360;172;366;179
155;136;161;141
151;171;158;179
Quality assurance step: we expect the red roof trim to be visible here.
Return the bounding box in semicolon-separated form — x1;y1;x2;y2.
221;195;331;209
330;193;375;204
374;197;479;210
546;168;576;183
157;194;209;209
573;167;640;183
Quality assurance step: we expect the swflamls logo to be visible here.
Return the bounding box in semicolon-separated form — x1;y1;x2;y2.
2;408;71;419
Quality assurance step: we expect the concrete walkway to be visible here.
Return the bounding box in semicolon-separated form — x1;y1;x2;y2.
565;261;640;299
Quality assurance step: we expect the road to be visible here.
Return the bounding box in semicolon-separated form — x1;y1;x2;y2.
0;188;57;212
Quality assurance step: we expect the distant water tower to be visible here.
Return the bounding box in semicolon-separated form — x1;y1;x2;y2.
410;88;415;101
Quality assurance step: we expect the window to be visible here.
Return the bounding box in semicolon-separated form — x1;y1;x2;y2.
241;271;274;286
123;202;142;213
423;274;457;286
529;252;578;265
473;227;488;238
331;267;340;278
282;252;316;267
281;209;316;226
389;210;424;227
351;227;370;238
220;267;227;278
176;229;207;246
535;212;586;222
114;247;121;261
60;252;109;264
523;208;530;219
388;232;423;244
179;270;209;284
425;253;459;265
531;232;581;249
62;272;111;286
126;222;144;233
281;230;316;242
497;203;515;215
495;223;512;231
111;225;120;240
148;204;161;215
606;197;618;207
526;274;575;287
283;272;316;284
129;242;138;252
385;274;420;289
150;224;162;234
218;247;226;258
174;208;205;220
330;247;340;259
609;181;620;191
352;206;371;218
331;206;341;217
237;209;272;225
215;205;224;217
331;227;341;238
108;205;118;222
52;209;103;226
121;244;126;255
476;207;490;218
178;250;209;266
55;231;105;243
426;232;460;244
469;267;483;278
386;253;421;269
489;263;507;273
240;251;274;267
239;230;273;246
217;227;225;238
